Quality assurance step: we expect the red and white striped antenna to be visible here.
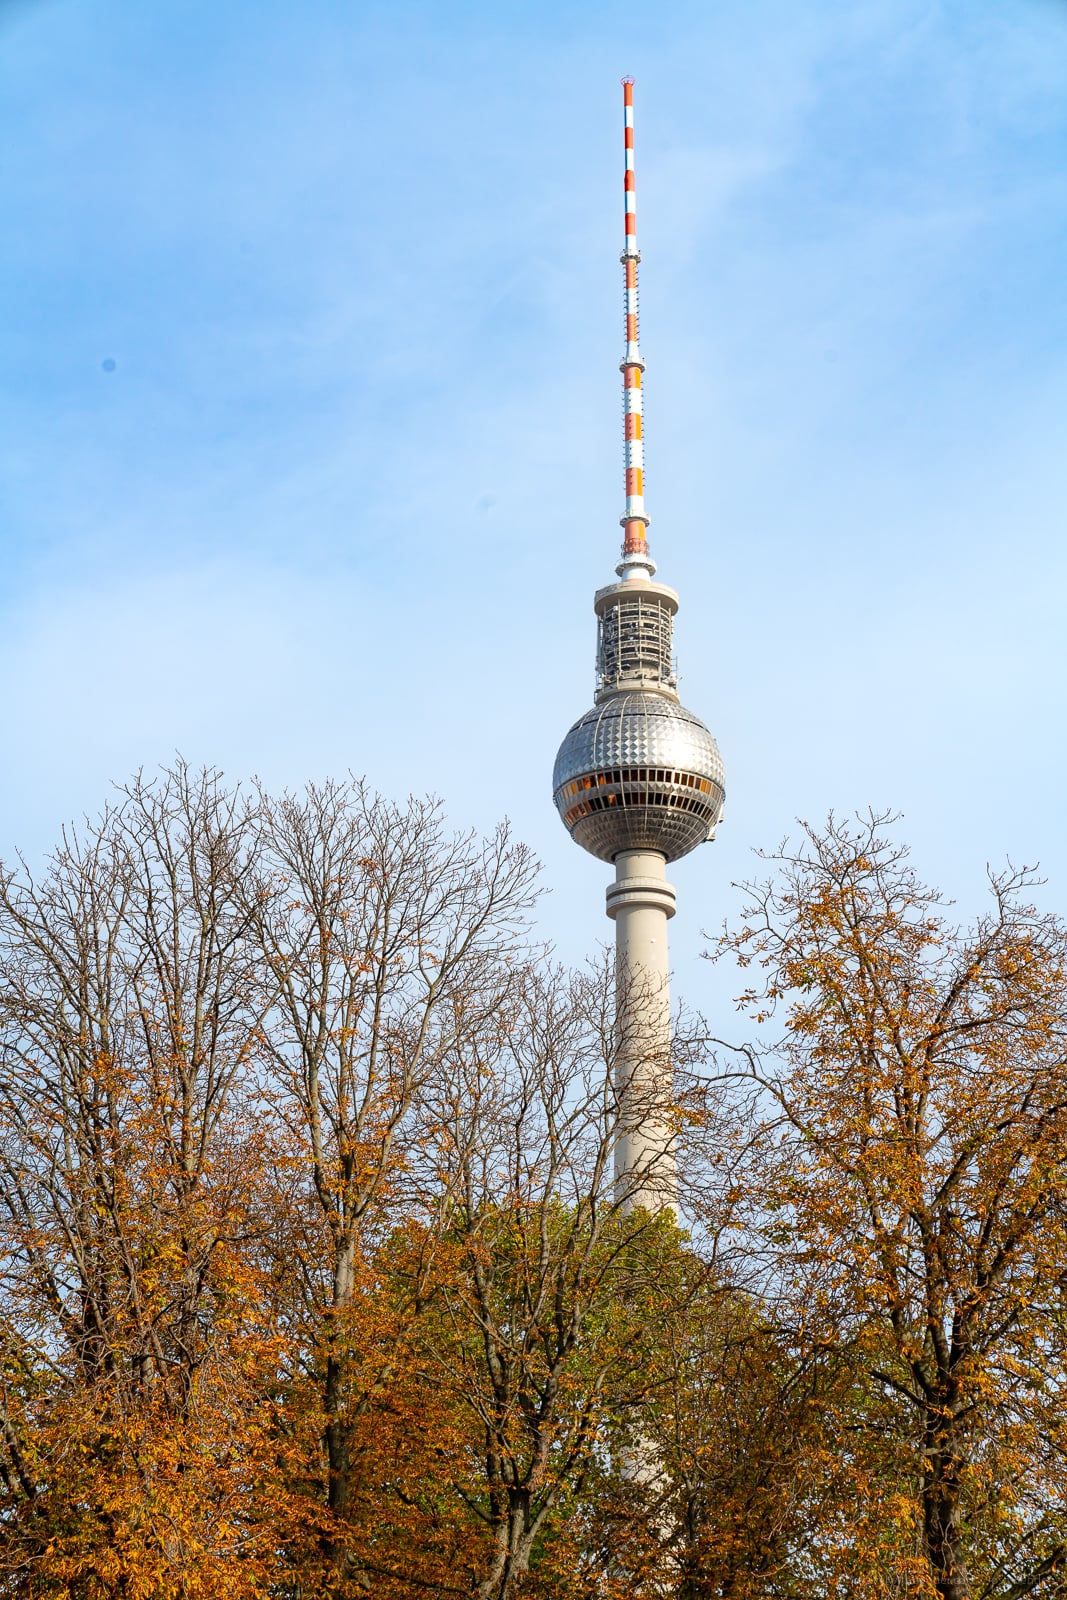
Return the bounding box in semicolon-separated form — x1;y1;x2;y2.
619;76;653;579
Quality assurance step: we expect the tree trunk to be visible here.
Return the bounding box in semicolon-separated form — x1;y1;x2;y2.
475;1487;535;1600
324;1240;356;1578
923;1429;971;1600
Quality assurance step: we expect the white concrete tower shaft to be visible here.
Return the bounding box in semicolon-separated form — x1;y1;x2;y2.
607;850;677;1210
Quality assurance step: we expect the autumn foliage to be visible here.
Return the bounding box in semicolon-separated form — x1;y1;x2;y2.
1;774;1066;1599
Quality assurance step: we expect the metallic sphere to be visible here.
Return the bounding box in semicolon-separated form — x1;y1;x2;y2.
553;692;725;863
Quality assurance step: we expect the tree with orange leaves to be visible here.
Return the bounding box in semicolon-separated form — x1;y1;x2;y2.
0;764;295;1596
712;813;1067;1599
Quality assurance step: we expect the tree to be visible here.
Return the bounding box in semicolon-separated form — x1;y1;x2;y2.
247;779;539;1588
416;961;697;1600
716;813;1067;1600
0;763;287;1596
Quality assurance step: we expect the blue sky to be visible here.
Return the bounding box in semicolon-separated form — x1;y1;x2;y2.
2;0;1066;1011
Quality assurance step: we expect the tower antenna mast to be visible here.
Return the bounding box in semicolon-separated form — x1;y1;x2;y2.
619;76;652;577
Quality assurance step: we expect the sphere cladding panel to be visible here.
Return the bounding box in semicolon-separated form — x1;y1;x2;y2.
553;693;726;863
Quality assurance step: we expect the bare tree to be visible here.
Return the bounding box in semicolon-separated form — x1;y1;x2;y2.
247;779;540;1580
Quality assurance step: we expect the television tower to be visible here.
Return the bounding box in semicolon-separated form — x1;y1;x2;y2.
553;79;725;1212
